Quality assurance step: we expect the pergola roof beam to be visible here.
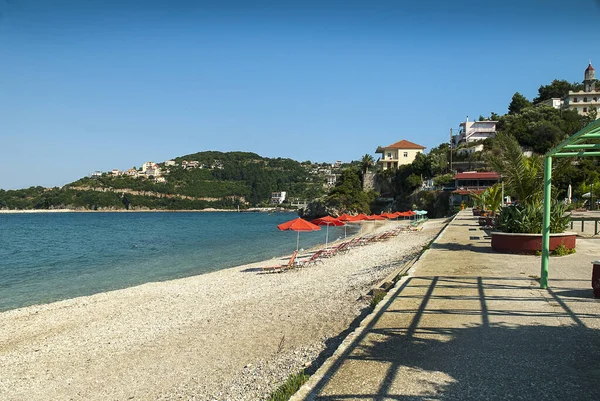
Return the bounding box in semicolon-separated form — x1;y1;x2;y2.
554;151;600;157
542;118;600;289
562;144;600;150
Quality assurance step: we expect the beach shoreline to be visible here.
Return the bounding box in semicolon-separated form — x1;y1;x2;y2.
0;218;446;400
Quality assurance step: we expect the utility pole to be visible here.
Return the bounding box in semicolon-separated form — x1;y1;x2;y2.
449;128;453;173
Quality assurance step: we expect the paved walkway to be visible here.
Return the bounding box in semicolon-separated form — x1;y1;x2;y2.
293;210;600;401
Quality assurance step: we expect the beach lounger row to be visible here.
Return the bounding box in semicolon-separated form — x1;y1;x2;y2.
261;225;423;273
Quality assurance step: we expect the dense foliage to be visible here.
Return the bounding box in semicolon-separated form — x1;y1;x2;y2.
2;151;330;210
0;186;241;211
326;169;377;214
532;79;584;103
496;203;570;234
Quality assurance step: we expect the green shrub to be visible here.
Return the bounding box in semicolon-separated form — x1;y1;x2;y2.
496;203;570;234
267;370;310;401
553;244;576;256
370;292;386;309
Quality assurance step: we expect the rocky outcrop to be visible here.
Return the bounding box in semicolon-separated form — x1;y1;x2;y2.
298;199;341;219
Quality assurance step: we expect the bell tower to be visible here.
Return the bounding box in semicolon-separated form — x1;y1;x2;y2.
584;62;595;92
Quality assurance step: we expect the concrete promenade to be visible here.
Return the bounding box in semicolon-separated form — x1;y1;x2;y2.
293;210;600;400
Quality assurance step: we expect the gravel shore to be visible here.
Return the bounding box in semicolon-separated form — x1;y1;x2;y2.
0;218;446;400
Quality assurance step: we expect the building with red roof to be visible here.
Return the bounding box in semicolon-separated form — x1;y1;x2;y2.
451;171;501;207
375;140;426;170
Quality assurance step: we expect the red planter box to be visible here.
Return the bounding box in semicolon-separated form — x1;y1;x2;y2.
491;232;576;255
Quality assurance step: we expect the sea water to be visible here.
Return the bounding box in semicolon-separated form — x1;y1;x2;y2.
0;212;356;312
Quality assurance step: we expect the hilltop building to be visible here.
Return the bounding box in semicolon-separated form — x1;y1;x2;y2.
562;63;600;118
375;140;426;170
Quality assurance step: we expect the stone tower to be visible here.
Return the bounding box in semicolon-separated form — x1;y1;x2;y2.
584;62;595;92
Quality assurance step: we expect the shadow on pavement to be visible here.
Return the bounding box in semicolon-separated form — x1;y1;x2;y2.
306;276;600;400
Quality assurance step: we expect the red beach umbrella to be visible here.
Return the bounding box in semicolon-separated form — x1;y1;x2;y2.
337;213;354;222
368;214;386;221
351;213;370;221
277;217;321;251
311;216;345;246
380;213;396;219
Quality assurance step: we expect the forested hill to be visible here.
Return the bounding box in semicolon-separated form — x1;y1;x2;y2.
0;151;330;211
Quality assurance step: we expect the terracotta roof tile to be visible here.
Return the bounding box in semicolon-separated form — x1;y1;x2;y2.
384;140;426;150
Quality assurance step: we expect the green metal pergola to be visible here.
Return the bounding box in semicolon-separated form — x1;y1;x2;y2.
541;118;600;288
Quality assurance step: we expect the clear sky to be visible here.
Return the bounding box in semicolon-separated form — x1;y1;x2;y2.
1;0;599;190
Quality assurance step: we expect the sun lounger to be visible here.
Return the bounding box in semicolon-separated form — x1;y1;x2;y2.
296;250;325;267
321;241;350;257
261;251;298;273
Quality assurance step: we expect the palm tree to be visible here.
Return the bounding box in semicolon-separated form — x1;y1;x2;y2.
487;133;544;206
360;154;375;177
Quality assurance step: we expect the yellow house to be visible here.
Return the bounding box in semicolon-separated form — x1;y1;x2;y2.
376;140;426;170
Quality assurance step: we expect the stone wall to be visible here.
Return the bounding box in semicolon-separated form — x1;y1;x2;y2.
363;172;376;191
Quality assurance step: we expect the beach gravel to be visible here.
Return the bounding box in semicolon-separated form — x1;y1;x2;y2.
0;219;445;401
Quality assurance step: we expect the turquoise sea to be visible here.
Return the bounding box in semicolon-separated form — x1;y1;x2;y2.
0;212;355;312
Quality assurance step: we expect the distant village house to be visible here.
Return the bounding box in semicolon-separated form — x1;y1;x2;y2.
271;191;287;204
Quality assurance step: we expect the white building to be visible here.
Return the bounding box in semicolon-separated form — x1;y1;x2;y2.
562;63;600;118
453;118;497;146
271;191;287;204
375;140;426;170
538;98;564;109
125;168;139;177
325;174;337;188
142;162;158;172
145;167;161;177
164;160;176;166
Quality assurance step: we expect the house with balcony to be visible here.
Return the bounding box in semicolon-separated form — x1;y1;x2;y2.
450;171;500;207
375;140;426;170
142;162;158;172
453;118;497;146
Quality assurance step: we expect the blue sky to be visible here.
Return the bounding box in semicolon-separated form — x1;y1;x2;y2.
1;0;599;189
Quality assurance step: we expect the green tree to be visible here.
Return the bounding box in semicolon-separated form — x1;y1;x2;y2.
496;106;584;154
533;79;584;103
508;92;531;115
360;154;375;178
326;169;376;214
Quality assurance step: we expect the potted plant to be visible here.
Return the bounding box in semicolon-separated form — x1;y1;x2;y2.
486;133;576;254
471;184;502;227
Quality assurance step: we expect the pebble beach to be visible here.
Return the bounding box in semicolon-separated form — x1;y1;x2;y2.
0;218;446;401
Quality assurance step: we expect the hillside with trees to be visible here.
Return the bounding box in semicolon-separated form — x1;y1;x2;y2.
0;152;331;211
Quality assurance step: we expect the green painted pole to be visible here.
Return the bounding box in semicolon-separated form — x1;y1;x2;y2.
540;156;552;289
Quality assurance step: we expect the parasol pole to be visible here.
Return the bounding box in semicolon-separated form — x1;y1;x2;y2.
296;230;300;251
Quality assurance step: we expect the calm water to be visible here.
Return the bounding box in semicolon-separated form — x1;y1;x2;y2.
0;212;355;312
